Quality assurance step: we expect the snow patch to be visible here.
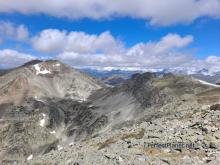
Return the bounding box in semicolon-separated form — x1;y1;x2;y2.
196;79;220;87
27;154;33;161
34;64;51;75
78;98;86;103
39;113;46;127
50;130;56;134
57;145;63;151
105;84;114;88
39;118;45;127
118;156;123;162
88;105;93;108
69;142;74;146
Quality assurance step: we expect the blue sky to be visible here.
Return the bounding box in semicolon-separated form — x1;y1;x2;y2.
0;0;220;71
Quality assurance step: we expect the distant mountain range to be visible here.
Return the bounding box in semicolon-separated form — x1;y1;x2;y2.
81;67;220;86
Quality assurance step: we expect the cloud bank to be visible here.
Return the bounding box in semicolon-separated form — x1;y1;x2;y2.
0;0;220;26
0;29;219;74
32;29;124;54
32;29;193;69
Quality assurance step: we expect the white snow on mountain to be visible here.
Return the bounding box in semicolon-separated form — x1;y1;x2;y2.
39;113;47;127
57;145;63;151
50;130;56;134
34;64;51;75
80;66;219;76
27;154;33;161
195;79;220;87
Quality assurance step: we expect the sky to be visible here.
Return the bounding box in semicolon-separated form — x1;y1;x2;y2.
0;0;220;72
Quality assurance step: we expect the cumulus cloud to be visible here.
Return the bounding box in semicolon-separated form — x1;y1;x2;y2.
0;21;29;41
0;0;219;26
57;33;194;69
32;29;66;53
0;29;197;70
32;29;124;54
0;49;35;68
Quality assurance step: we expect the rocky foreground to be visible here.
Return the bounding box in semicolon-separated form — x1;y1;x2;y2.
28;100;220;165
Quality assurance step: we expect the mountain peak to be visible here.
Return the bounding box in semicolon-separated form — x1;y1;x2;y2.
0;60;104;105
131;72;157;81
21;59;43;67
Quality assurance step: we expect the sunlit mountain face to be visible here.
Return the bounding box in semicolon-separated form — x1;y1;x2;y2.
0;1;220;164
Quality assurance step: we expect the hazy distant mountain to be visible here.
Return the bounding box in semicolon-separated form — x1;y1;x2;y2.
81;68;143;86
82;67;220;86
0;69;9;76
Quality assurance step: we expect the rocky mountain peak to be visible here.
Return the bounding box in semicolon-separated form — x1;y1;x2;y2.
130;72;157;83
21;59;43;67
0;60;104;105
31;60;64;76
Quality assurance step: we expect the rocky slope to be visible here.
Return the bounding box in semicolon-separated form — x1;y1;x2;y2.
192;73;220;85
0;61;220;165
88;73;213;128
29;73;220;165
0;98;109;163
0;60;105;163
29;101;220;165
0;60;103;105
0;69;9;76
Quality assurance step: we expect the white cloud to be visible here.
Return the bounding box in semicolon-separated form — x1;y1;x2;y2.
0;0;219;26
0;49;35;68
32;29;124;54
57;33;194;69
0;21;29;41
0;30;219;73
155;34;194;53
32;30;193;68
32;29;66;53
